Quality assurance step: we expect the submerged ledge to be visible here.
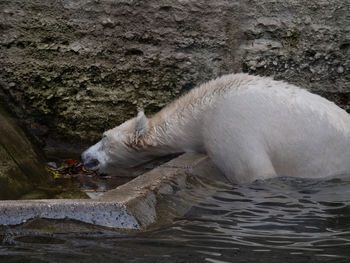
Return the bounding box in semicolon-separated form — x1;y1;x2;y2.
0;153;229;231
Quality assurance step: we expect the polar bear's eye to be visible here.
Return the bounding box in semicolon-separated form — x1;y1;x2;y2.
102;133;107;139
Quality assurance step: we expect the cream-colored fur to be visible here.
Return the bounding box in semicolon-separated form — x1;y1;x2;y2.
82;73;350;183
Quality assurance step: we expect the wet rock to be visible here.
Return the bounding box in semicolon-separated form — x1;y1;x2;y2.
0;104;51;199
0;0;348;144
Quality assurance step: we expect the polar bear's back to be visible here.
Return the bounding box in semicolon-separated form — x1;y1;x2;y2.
201;74;350;183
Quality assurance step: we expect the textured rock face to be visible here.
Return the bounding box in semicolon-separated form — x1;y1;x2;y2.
0;105;51;199
0;0;349;144
241;1;350;110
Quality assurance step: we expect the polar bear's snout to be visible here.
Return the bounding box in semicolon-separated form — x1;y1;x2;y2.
81;150;100;170
81;141;103;170
82;156;99;170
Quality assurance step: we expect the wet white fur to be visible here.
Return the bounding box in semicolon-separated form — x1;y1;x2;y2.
82;73;350;183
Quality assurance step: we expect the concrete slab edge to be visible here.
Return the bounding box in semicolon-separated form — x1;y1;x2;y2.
0;153;227;230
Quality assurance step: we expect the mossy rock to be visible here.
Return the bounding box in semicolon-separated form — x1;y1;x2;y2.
0;0;348;145
19;187;89;200
0;104;52;199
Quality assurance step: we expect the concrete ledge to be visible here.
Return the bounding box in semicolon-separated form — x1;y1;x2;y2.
0;153;229;230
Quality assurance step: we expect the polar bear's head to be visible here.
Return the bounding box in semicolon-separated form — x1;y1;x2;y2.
81;111;155;175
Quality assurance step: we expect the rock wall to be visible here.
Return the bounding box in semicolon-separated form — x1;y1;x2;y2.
0;0;349;145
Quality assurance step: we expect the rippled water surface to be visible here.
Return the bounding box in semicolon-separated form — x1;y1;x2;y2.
1;175;350;263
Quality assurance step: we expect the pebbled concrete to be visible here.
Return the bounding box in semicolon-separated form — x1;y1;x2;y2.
0;153;229;230
0;199;139;229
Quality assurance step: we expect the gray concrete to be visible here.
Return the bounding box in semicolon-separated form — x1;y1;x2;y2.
0;153;229;230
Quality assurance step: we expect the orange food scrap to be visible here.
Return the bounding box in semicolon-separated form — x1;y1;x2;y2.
65;159;79;166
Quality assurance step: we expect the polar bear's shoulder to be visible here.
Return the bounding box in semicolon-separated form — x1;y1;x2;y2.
206;73;350;135
157;73;350;135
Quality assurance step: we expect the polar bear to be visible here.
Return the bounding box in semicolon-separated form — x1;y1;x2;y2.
81;73;350;183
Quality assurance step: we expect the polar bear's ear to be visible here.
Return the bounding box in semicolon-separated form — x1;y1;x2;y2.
135;111;148;138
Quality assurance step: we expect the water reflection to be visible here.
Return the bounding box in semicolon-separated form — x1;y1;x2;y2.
1;175;350;262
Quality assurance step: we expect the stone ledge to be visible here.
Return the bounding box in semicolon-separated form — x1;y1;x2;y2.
0;153;229;231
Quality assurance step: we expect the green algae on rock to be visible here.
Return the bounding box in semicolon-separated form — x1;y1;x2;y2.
0;104;52;199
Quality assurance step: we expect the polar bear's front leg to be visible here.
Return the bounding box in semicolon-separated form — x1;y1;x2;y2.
205;138;277;184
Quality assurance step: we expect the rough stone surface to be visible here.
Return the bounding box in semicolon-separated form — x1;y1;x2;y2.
0;104;51;199
0;0;349;144
0;199;139;229
240;1;350;111
0;153;229;230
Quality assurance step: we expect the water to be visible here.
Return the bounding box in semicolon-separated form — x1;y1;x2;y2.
1;175;350;262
